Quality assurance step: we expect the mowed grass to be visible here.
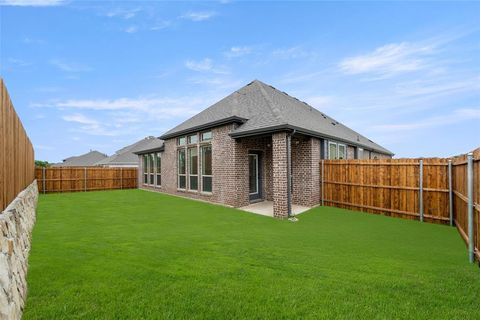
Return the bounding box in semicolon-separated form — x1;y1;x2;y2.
24;190;480;319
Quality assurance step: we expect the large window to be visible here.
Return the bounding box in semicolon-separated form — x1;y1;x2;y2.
148;153;154;185
178;149;186;189
143;155;148;184
201;145;212;192
188;134;198;145
201;131;212;142
155;153;161;186
328;142;337;160
328;141;346;159
338;144;346;159
188;147;198;190
178;136;186;146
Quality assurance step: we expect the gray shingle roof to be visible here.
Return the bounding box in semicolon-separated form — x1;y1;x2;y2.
96;137;164;165
160;80;393;155
131;137;165;155
52;150;107;167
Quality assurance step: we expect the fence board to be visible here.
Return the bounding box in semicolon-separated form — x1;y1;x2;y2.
320;148;480;262
35;167;137;193
0;79;35;211
321;158;450;224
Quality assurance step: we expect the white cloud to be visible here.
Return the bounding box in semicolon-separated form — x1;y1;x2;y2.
371;108;480;132
50;59;92;72
7;58;31;67
62;113;98;125
124;25;139;34
181;11;217;22
105;7;141;19
224;46;252;58
339;42;434;77
272;46;315;60
185;58;214;72
185;58;228;74
0;0;64;6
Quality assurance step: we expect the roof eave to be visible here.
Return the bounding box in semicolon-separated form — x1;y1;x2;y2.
133;146;165;155
159;116;247;140
230;125;394;156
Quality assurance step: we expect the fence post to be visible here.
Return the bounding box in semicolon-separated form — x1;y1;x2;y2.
321;160;324;206
120;167;123;190
84;167;87;192
448;160;453;226
42;167;46;194
419;160;424;222
467;153;474;263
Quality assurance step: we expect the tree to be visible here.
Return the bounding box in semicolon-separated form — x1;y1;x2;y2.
35;160;50;168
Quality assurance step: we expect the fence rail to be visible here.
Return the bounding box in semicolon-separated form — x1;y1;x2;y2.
1;79;35;211
35;167;138;193
320;148;480;263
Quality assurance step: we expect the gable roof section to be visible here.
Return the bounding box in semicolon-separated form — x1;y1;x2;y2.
52;150;107;167
96;137;164;165
132;137;165;155
160;80;393;155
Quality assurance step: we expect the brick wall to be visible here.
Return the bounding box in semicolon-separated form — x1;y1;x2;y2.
272;132;288;218
291;136;320;207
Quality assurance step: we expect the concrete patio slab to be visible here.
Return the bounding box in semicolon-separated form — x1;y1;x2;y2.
239;200;311;217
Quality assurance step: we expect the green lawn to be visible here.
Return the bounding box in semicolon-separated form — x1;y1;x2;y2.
24;189;479;319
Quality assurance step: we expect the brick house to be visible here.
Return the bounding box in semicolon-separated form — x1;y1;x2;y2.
134;80;392;218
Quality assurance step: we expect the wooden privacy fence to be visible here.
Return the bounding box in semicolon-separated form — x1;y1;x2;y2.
451;149;480;262
35;167;138;193
320;148;480;263
1;79;35;211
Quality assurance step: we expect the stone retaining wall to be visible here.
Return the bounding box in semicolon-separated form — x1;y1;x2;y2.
0;181;38;320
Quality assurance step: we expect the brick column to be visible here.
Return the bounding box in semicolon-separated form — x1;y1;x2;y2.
272;132;288;218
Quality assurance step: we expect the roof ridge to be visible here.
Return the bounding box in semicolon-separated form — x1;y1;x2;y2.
254;81;286;124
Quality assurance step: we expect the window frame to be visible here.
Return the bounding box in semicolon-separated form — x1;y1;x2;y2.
201;144;213;193
155;152;161;187
177;136;186;146
338;144;346;160
328;141;338;160
188;147;199;191
187;133;198;145
177;149;187;190
143;154;148;185
200;131;212;142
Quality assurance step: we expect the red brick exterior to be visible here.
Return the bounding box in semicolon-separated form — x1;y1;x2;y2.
138;124;387;217
291;136;320;207
272;132;289;218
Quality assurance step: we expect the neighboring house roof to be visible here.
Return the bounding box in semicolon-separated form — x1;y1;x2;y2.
96;137;164;165
129;137;165;155
160;80;393;155
52;150;107;167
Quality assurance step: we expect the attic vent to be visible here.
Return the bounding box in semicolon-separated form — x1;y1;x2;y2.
356;135;360;142
331;122;336;126
368;139;373;143
335;121;339;124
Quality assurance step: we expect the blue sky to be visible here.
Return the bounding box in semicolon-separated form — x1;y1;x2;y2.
1;0;479;162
